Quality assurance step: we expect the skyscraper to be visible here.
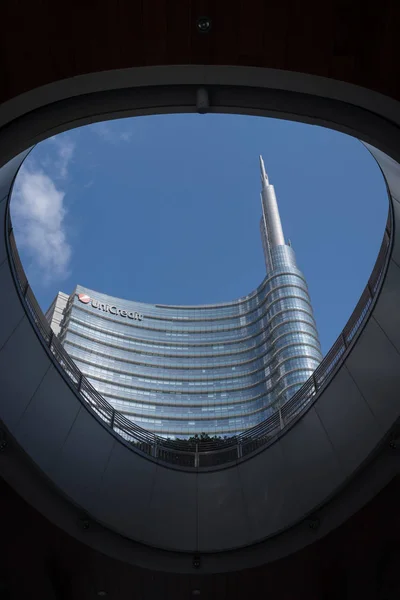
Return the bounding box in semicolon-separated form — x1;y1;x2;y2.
48;158;322;438
257;156;323;408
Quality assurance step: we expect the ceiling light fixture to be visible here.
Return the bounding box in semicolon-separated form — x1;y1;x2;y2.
196;17;212;33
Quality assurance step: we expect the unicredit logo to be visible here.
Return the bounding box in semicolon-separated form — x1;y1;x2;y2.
78;293;91;304
77;293;143;321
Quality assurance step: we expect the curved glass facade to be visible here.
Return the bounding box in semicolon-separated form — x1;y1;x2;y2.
53;158;322;438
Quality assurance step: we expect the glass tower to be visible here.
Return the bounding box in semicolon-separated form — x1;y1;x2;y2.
50;158;322;438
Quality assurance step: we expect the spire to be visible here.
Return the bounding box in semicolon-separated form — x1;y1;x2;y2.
259;155;269;184
259;156;285;250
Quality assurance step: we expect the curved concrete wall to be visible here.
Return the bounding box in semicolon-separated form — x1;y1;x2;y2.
0;74;399;568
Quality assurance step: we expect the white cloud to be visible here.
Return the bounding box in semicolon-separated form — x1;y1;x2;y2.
12;168;71;282
48;136;75;179
11;135;75;283
90;122;132;144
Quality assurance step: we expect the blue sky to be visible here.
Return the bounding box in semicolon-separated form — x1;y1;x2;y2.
11;114;388;355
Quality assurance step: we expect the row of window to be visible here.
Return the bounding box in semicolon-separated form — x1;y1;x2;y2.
66;343;320;390
71;280;311;332
81;364;315;408
68;290;314;340
65;338;322;381
74;269;307;322
66;310;319;353
63;327;320;366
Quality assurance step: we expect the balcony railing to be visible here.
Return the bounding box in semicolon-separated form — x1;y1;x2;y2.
6;210;392;469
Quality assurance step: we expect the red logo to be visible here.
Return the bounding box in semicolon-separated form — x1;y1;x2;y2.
78;293;91;304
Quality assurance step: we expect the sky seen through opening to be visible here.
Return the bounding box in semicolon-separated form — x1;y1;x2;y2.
11;114;388;355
